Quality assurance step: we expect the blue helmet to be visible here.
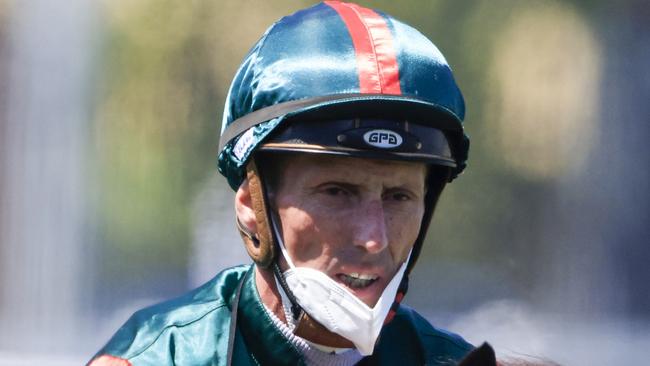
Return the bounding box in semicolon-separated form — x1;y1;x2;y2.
218;1;468;191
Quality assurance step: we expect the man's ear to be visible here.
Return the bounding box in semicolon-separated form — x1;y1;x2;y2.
235;179;257;235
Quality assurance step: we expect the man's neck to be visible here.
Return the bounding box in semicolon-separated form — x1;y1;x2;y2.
254;265;286;322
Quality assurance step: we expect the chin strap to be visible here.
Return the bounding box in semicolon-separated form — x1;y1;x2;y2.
405;167;449;274
385;275;409;324
272;261;303;321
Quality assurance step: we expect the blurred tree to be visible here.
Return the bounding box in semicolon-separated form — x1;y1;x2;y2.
93;0;313;304
95;0;222;298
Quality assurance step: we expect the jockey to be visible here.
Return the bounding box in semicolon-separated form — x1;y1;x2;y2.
89;2;473;365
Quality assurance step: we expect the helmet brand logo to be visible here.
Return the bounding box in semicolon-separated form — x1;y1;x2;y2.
233;128;256;161
363;129;403;149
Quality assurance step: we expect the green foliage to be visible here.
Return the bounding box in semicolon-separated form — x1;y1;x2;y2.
96;0;223;279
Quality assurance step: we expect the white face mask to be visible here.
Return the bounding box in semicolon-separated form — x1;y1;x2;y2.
272;219;409;356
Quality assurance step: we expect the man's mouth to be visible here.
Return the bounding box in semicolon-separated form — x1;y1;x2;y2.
336;273;378;289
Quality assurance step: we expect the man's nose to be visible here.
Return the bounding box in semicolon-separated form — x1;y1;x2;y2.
353;200;389;254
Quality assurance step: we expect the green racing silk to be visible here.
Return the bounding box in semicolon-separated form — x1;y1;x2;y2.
89;265;472;365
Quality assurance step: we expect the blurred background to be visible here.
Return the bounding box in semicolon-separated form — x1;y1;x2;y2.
0;0;648;364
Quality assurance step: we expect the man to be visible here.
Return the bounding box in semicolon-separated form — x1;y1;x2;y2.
89;1;473;365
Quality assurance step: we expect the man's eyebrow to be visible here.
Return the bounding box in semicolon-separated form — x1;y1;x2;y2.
315;181;360;191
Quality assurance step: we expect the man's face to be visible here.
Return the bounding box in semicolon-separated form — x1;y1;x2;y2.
271;154;427;307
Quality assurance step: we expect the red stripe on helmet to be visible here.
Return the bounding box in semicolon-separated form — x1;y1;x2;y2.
325;1;402;95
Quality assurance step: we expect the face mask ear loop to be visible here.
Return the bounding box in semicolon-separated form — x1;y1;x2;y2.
269;210;303;321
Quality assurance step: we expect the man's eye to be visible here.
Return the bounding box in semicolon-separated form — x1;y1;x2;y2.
385;191;412;201
324;186;348;196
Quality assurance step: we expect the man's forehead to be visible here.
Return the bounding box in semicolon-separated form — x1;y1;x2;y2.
291;153;421;166
274;153;428;181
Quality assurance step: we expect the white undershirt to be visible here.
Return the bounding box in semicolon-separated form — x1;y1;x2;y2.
257;277;364;365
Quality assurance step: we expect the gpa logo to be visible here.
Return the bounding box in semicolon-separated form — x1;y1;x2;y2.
363;129;403;149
